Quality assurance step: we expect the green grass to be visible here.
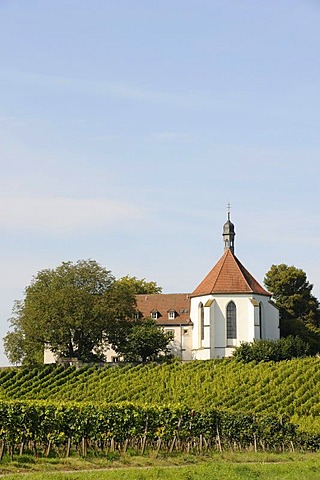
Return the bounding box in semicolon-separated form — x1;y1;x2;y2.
1;453;320;480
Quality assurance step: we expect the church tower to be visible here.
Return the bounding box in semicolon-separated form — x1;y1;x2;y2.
189;212;279;360
222;211;235;253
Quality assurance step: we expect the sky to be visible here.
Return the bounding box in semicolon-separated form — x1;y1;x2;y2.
0;0;320;366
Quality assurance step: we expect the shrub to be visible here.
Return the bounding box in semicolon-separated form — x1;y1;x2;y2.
232;336;310;363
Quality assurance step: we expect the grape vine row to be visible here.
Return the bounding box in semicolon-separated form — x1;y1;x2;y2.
0;358;319;433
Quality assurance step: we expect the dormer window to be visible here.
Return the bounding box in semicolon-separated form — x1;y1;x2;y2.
151;310;158;320
133;311;140;320
168;310;176;320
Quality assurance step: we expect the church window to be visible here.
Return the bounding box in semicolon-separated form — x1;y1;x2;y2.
254;303;263;339
198;302;204;342
259;302;262;339
226;301;237;339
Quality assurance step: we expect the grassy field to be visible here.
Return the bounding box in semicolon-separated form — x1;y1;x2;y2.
1;459;320;479
0;453;320;480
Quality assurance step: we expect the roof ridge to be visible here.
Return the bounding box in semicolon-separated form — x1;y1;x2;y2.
212;249;229;291
234;256;270;295
231;252;254;292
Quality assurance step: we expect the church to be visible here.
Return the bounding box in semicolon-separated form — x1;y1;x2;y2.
133;214;279;361
44;215;279;364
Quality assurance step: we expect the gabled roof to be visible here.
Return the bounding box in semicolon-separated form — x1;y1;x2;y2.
136;293;192;325
191;249;270;297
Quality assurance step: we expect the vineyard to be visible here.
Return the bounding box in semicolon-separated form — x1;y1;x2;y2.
0;401;307;459
0;357;319;434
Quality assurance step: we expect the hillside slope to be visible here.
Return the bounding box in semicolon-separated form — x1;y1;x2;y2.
0;358;319;430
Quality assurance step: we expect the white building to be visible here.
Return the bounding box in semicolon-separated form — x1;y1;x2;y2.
134;214;279;361
189;215;279;359
44;215;279;364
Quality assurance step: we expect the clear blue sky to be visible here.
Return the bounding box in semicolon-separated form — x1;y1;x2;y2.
0;0;319;365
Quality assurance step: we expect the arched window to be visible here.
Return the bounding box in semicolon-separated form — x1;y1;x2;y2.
198;302;204;344
259;302;262;339
226;301;237;339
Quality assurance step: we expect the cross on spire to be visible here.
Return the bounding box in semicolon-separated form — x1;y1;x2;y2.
227;202;231;220
223;203;235;253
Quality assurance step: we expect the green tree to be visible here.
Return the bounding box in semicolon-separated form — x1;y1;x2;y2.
95;274;163;354
113;318;174;362
4;260;137;365
115;275;162;294
3;313;43;365
264;264;320;353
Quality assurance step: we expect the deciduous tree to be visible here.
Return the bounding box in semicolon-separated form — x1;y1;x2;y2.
112;318;174;362
264;264;320;353
4;260;138;365
115;275;162;294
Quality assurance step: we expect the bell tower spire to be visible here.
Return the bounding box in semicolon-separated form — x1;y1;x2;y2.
222;203;235;253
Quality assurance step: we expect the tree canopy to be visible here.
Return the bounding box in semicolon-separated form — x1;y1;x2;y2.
115;275;162;294
112;318;174;362
264;264;320;353
4;260;162;365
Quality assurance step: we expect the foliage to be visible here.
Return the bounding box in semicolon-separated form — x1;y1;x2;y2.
3;260;137;365
114;275;162;294
1;358;320;434
264;264;320;352
232;336;311;363
95;275;164;362
0;400;312;459
113;318;174;362
3;322;42;366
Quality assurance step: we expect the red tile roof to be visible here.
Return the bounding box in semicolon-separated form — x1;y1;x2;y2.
136;293;192;325
191;249;270;297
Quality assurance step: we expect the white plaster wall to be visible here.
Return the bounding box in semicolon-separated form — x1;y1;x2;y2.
211;294;256;349
44;348;56;364
104;345;120;362
191;293;279;359
190;295;210;359
190;295;216;360
44;345;120;364
44;325;193;364
260;298;280;340
163;325;193;361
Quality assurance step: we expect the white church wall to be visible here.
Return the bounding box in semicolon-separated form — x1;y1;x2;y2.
190;295;210;360
191;293;279;359
213;294;256;347
263;300;280;340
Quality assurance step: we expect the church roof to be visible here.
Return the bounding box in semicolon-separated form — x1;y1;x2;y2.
191;248;270;297
136;293;192;325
